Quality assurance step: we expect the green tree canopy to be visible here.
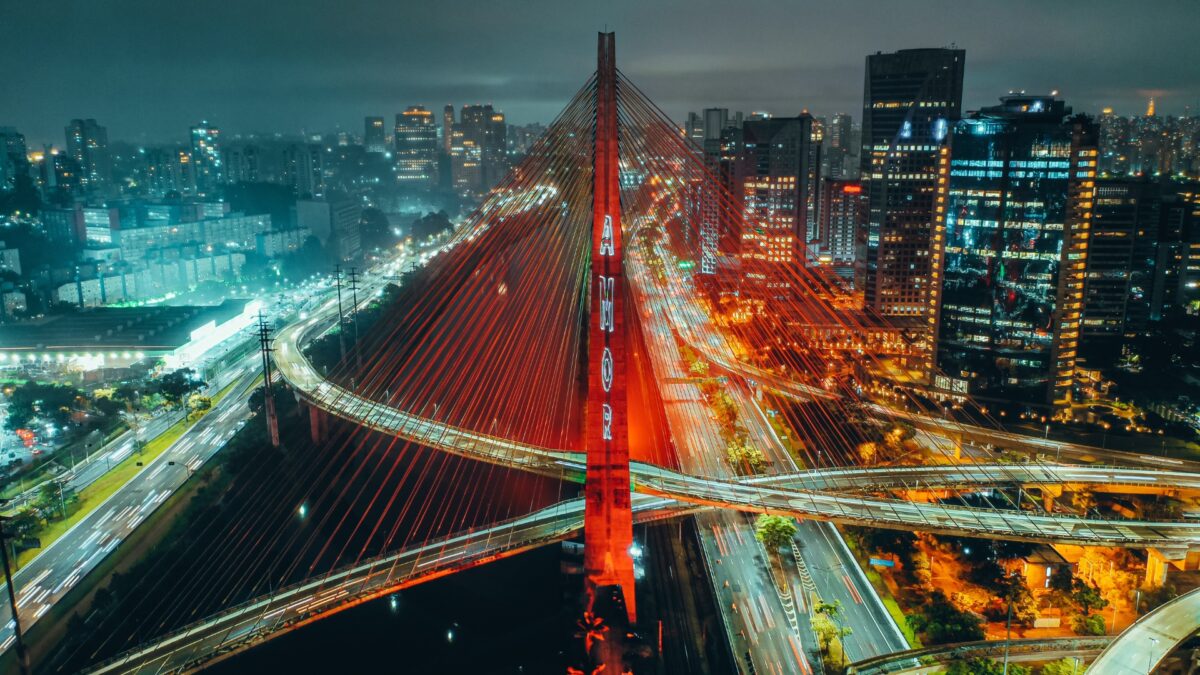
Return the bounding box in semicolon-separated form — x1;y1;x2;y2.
907;590;985;645
754;514;797;553
4;380;83;431
155;368;205;407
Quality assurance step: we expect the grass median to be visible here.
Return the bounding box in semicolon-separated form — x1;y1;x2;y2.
13;416;189;568
11;377;247;567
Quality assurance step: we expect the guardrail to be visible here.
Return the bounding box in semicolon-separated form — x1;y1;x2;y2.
848;636;1113;674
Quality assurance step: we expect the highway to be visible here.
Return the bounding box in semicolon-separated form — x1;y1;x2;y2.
631;255;814;675
83;495;688;675
728;374;909;664
1089;585;1200;674
0;351;263;654
276;306;1200;550
81;241;1200;673
0;263;388;659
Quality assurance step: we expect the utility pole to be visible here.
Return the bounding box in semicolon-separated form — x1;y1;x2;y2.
346;267;363;371
0;513;31;675
333;265;346;363
257;314;280;448
1002;570;1016;675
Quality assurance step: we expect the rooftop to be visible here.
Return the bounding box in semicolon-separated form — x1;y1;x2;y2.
0;299;249;353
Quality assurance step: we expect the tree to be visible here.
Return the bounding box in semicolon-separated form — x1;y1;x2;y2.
726;440;767;475
1040;657;1083;675
5;509;41;539
754;514;797;554
1072;579;1108;616
1071;613;1106;636
1048;565;1074;595
156;368;204;408
93;395;123;418
187;394;213;419
359;207;395;251
4;380;83;431
813;600;853;669
34;480;74;520
907;590;985;645
812;613;853;668
688;359;709;376
410;211;454;240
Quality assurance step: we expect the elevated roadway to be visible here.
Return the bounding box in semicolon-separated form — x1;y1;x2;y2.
84;496;688;674
1089;586;1200;674
276;302;1200;552
847;636;1112;674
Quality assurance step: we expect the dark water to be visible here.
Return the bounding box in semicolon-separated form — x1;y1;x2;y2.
208;545;571;675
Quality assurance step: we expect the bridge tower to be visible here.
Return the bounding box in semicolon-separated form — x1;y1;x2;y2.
584;31;636;622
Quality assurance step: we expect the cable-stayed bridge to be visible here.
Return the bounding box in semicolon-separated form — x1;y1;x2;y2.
13;33;1200;674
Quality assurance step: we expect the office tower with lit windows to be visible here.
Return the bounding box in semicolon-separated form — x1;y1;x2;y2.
364;116;387;154
1082;179;1163;350
283;143;325;198
442;105;455;154
189;121;223;194
64;118;112;193
223;144;260;184
685;112;703;145
935;95;1098;409
451;104;507;196
731;114;821;303
394;106;439;189
859;47;965;326
0;127;26;191
824;113;854;179
817;178;866;276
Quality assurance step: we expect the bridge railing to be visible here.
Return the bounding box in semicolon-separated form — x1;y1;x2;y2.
847;636;1113;675
83;504;590;674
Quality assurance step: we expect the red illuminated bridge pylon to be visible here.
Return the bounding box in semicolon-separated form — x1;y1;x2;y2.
584;30;637;623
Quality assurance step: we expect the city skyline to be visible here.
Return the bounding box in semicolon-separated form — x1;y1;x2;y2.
3;11;1200;675
3;0;1199;146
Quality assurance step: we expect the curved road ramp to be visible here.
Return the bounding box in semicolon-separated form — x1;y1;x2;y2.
1090;586;1200;674
847;636;1112;674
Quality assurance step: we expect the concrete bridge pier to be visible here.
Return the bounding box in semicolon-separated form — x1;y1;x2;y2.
1146;547;1200;588
1038;485;1063;511
301;400;328;444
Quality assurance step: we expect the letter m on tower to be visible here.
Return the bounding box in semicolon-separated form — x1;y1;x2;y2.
583;31;636;622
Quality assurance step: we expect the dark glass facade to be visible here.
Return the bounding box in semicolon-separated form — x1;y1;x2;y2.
935;96;1098;408
859;48;964;321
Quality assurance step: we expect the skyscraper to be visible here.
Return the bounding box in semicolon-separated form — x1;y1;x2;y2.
817;178;866;275
442;105;455;155
731;115;821;304
283;143;325;198
685;112;704;145
452;104;507;195
394;106;439;189
189;121;224;194
64;118;112;193
0;127;26;191
1082;179;1163;348
223;144;260;184
824;113;854;179
935;95;1098;409
859;48;965;326
364;116;387;154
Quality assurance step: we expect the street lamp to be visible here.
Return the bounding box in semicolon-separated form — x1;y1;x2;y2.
1148;636;1159;674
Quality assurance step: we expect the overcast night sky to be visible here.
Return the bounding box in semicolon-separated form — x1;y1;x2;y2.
3;0;1199;147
